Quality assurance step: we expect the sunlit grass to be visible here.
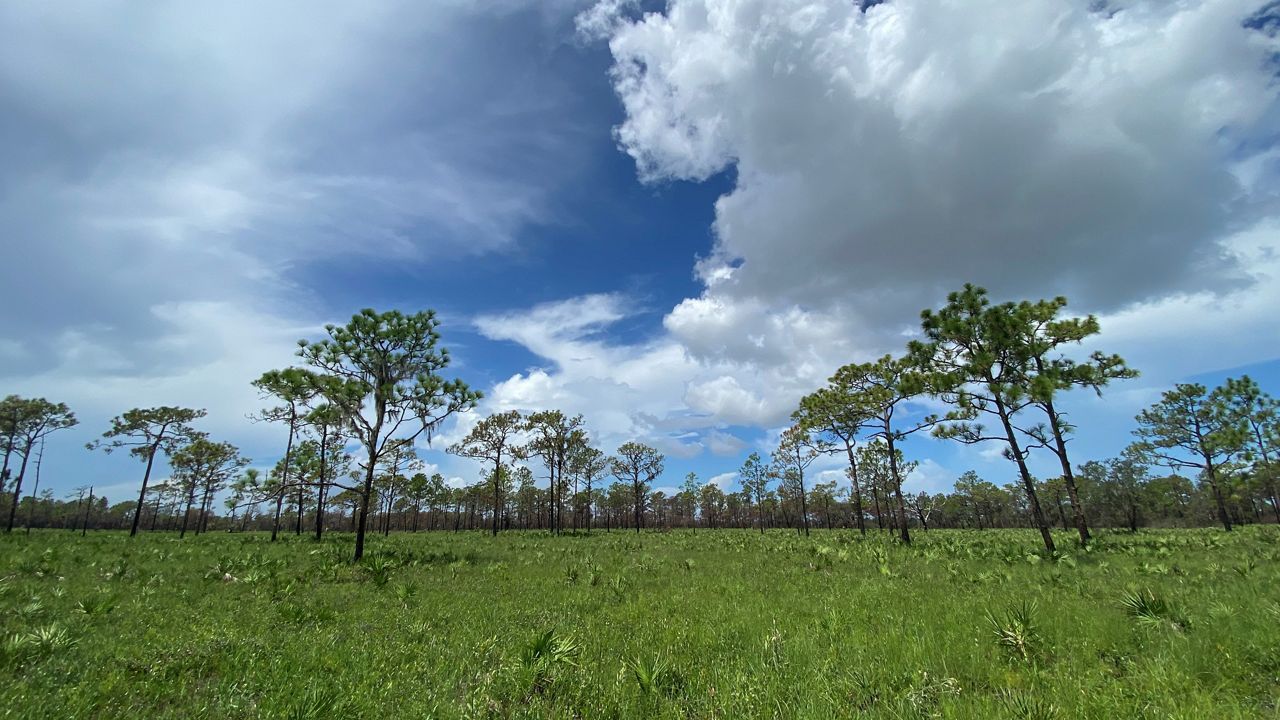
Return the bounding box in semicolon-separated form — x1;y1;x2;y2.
1;526;1277;718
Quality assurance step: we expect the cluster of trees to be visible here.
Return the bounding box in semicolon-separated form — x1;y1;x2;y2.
1;310;479;561
3;293;1277;555
0;396;77;533
772;285;1277;551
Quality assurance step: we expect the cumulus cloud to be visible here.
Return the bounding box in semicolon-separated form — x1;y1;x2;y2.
0;0;596;496
473;0;1278;482
471;295;709;447
589;0;1279;349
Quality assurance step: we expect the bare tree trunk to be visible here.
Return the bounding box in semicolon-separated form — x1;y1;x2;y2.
797;467;810;538
179;484;197;539
24;438;45;534
129;443;161;537
993;396;1055;554
871;481;884;531
886;436;910;544
81;487;94;536
491;448;501;537
5;444;33;533
354;460;376;560
633;478;643;534
314;432;328;541
843;443;869;536
272;412;298;542
271;492;285;541
1038;365;1091;545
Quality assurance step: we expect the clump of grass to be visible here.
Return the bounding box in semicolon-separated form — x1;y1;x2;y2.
14;597;45;622
278;680;345;720
986;600;1041;662
360;555;396;587
0;623;77;670
1120;589;1187;631
74;592;117;616
999;689;1059;720
518;628;580;696
393;580;417;608
903;671;961;715
763;621;786;670
626;653;683;698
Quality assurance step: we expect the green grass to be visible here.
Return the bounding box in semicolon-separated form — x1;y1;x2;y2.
1;527;1278;718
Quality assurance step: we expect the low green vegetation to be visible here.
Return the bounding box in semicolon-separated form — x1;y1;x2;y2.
2;527;1277;719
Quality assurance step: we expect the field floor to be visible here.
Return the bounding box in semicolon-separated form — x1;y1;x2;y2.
1;527;1277;719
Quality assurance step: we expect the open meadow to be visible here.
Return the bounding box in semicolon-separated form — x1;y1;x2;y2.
1;527;1278;719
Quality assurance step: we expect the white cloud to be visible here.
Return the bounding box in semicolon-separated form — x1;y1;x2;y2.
505;0;1280;475
588;0;1279;347
707;471;738;488
0;1;597;498
470;294;808;458
902;458;953;495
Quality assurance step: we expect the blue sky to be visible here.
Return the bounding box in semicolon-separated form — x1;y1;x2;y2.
2;0;1279;504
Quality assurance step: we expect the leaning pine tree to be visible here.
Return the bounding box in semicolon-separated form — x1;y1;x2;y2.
88;406;204;537
297;309;480;560
1006;296;1137;545
908;285;1057;553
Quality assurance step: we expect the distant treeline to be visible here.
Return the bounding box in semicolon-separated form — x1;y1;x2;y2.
3;287;1276;557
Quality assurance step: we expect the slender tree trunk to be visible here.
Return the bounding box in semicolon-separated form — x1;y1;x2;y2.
314;430;328;541
196;490;206;535
383;487;396;537
1038;371;1092;545
572;476;579;532
150;494;162;531
846;442;869;537
871;481;884;531
354;458;377;561
5;444;33;533
271;491;286;541
129;443;162;537
179;485;197;539
633;478;643;534
993;397;1055;554
81;487;94;536
1203;457;1232;532
885;435;911;544
24;438;45;534
797;466;810;538
491;447;501;537
0;428;13;508
272;413;298;542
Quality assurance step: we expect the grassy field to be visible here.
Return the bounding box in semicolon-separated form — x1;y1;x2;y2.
1;527;1277;719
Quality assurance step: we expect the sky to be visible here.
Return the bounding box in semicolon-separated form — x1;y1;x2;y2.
2;0;1279;505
